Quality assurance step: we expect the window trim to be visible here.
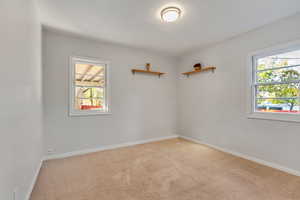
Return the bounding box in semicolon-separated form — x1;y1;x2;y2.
69;56;111;116
247;40;300;123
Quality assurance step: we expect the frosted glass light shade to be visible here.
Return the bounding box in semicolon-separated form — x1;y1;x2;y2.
161;7;181;22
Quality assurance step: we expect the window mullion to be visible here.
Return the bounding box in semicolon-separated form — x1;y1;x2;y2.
256;64;300;72
75;85;104;89
256;97;299;100
254;79;300;86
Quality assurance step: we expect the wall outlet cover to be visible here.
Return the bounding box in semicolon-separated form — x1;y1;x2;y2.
47;149;55;154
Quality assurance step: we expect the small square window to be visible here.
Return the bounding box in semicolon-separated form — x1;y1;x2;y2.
69;57;110;116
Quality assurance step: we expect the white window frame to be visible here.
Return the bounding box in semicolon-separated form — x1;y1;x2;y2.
69;56;111;116
247;40;300;123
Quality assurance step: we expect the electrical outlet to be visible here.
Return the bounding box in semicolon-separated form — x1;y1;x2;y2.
47;148;55;154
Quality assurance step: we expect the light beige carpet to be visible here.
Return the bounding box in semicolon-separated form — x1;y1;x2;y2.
30;138;300;200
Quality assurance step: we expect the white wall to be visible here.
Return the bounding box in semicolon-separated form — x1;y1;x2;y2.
42;29;177;156
178;13;300;172
0;0;43;199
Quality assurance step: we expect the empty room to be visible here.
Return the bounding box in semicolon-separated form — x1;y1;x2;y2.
2;0;300;199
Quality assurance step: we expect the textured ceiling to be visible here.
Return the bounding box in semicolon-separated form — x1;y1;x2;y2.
38;0;300;56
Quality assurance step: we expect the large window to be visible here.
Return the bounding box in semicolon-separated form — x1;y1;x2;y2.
69;57;110;116
250;45;300;121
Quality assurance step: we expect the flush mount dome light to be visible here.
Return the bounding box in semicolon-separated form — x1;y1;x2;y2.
161;7;181;22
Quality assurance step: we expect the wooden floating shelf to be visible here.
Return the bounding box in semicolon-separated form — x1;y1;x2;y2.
182;66;216;77
132;69;165;75
132;69;165;78
132;63;165;78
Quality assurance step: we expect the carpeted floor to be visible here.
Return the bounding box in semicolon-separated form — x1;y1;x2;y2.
30;138;300;200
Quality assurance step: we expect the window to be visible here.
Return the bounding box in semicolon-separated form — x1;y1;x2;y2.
69;56;110;116
249;43;300;122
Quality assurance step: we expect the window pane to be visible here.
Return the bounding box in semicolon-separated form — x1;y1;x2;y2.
256;66;300;83
256;83;300;98
257;49;300;71
75;63;105;87
75;87;104;110
256;98;300;114
70;57;109;116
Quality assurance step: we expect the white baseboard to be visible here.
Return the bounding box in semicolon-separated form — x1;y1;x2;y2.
44;135;179;160
180;135;300;177
26;159;43;200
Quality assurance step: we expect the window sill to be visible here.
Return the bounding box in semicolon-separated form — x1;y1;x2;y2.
247;112;300;123
69;111;112;117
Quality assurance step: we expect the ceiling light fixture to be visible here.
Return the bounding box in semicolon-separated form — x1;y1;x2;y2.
161;7;181;22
